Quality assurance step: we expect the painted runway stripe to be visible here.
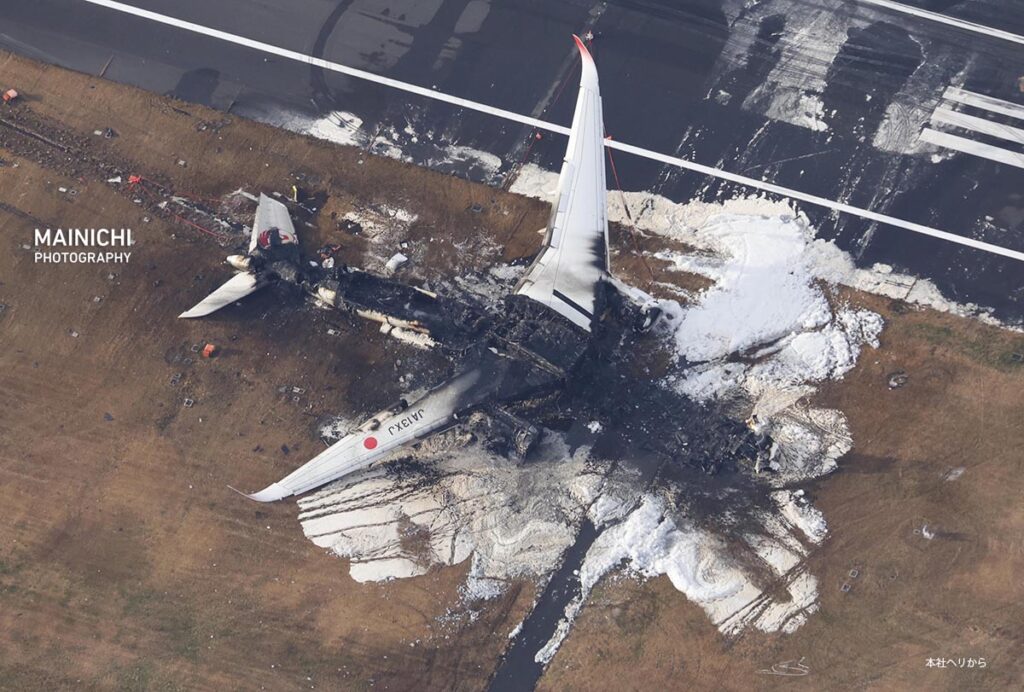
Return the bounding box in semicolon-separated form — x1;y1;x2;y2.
857;0;1024;46
943;87;1024;122
606;138;1024;259
79;0;569;135
931;107;1024;147
920;129;1024;171
78;0;1024;263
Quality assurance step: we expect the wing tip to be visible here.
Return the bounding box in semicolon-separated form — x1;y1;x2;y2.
572;34;592;61
572;34;598;89
178;301;222;319
228;482;293;503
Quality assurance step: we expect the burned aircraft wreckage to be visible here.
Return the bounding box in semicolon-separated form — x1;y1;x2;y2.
181;36;770;503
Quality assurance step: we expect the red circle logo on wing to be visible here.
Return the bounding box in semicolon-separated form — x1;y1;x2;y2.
363;437;378;450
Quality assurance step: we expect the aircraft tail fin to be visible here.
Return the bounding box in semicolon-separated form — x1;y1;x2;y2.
250;193;299;252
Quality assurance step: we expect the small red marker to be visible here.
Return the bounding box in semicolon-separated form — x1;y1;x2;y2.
363;437;378;450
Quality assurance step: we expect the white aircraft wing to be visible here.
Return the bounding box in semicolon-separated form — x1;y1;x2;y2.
179;271;263;318
515;35;609;331
249;193;298;252
242;368;484;502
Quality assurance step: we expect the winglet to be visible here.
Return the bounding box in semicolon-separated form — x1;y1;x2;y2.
572;34;592;61
571;34;599;92
228;482;293;503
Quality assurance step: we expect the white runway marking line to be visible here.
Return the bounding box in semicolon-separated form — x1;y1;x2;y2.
80;0;1024;263
80;0;568;135
924;87;1024;170
857;0;1024;46
920;129;1024;170
943;87;1024;122
606;139;1024;260
930;107;1024;147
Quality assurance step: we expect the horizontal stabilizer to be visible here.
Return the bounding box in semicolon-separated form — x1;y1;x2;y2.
179;272;262;318
250;193;299;252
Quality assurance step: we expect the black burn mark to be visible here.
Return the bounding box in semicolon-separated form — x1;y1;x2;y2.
821;22;923;140
169;68;221;106
309;0;358;109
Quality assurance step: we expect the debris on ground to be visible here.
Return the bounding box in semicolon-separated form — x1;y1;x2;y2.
385;252;409;274
340;219;362;234
887;371;909;389
195;118;230;133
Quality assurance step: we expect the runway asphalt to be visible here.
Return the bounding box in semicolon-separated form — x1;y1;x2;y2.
1;0;1022;318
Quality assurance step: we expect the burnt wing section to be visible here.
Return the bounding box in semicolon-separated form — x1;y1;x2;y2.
545;291;769;478
320;267;490;351
489;294;591;376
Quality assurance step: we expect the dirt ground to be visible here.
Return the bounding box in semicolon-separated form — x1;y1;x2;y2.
0;51;549;691
1;52;1022;691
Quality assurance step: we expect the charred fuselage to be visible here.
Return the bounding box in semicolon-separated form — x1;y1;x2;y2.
313;266;767;477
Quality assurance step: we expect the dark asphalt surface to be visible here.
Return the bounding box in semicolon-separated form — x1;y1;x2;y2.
1;0;1023;318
